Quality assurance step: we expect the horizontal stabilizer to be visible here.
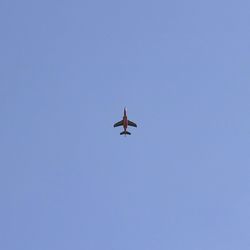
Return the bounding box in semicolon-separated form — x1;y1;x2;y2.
120;131;131;135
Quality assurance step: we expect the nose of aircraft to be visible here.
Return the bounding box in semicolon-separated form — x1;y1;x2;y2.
124;107;127;115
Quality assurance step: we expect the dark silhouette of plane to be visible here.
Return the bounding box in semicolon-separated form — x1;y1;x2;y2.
113;108;137;135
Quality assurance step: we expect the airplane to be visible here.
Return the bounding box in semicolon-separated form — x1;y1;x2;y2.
113;108;137;135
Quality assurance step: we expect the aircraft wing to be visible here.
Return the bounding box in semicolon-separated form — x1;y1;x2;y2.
128;120;137;127
114;120;123;127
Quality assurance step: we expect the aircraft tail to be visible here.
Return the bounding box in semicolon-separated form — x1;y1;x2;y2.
120;131;131;135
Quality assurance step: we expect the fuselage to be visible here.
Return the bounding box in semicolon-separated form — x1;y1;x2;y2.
123;109;128;130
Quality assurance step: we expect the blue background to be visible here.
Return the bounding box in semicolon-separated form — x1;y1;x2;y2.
1;0;250;249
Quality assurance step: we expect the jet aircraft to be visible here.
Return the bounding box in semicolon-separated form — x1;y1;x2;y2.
113;108;137;135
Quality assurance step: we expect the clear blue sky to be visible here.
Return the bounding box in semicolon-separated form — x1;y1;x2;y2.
1;0;250;249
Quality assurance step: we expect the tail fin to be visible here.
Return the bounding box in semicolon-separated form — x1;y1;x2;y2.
120;131;131;135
